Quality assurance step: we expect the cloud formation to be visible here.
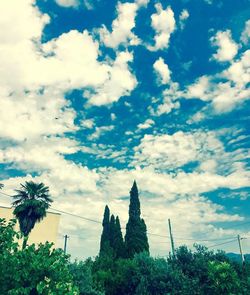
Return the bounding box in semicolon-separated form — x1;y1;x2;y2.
149;4;176;51
55;0;80;8
211;30;239;62
153;57;171;84
99;2;141;48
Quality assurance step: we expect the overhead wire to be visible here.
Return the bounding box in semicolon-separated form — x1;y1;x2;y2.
0;190;249;245
207;239;237;249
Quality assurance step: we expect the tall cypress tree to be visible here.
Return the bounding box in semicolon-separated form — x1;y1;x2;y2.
125;181;149;258
99;205;111;256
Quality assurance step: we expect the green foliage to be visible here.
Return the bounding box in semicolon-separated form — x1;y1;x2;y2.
109;214;116;249
128;181;141;219
69;259;104;295
91;243;250;295
0;218;79;295
12;181;53;248
99;205;111;256
207;261;240;294
113;216;125;258
125;181;149;258
99;207;125;259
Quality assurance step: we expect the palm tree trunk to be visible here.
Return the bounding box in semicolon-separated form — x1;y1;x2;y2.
22;235;29;249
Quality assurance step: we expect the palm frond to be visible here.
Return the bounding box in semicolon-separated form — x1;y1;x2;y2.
12;181;53;237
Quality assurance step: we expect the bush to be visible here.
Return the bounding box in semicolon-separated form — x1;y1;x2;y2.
0;218;79;294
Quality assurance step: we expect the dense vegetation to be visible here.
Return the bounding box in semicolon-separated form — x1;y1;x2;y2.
1;180;250;294
0;218;78;294
1;218;250;294
75;246;250;295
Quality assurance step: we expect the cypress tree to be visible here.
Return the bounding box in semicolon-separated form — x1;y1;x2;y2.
99;205;111;256
114;216;125;258
99;207;125;259
125;181;149;258
109;214;116;250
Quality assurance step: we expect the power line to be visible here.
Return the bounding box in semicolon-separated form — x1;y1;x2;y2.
50;208;102;224
207;239;236;249
0;190;248;244
147;232;236;242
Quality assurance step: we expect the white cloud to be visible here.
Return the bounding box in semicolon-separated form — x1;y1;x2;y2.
179;9;189;30
241;20;250;44
137;119;155;130
148;4;176;51
135;0;149;6
0;0;49;44
187;111;206;124
148;32;248;116
149;82;180;116
88;125;115;140
55;0;80;8
211;30;239;62
99;166;250;203
99;2;141;48
224;49;250;86
87;51;137;105
0;88;77;141
153;57;171;84
186;76;211;101
132;128;249;177
132;130;224;170
80;119;95;129
185;49;250;113
199;159;217;173
0;137;99;197
111;113;117;121
0;1;137;107
55;0;98;10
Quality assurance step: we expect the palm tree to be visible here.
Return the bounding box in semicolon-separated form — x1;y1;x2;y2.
12;181;53;249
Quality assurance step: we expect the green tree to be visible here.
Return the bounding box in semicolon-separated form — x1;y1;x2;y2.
99;205;111;256
12;181;53;249
0;218;78;294
114;216;124;258
109;215;125;259
207;261;241;294
109;214;116;250
69;259;104;295
125;181;149;258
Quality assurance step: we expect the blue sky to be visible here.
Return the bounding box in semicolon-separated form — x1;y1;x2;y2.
0;0;249;259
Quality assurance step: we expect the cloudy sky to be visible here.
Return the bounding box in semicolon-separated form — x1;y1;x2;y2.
0;0;249;259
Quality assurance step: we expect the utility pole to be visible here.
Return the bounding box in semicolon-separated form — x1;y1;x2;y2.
237;234;245;266
168;219;175;257
63;234;69;254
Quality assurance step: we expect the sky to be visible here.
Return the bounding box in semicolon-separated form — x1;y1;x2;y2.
0;0;249;259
